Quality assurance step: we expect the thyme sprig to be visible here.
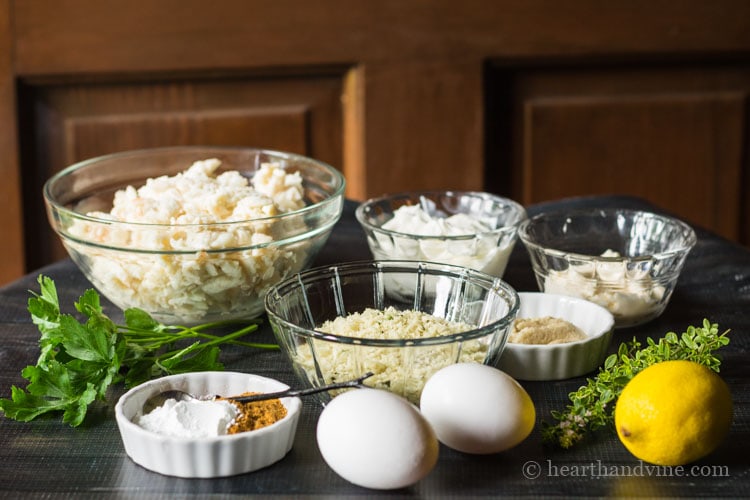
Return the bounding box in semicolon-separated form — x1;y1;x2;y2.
0;275;277;427
542;319;730;448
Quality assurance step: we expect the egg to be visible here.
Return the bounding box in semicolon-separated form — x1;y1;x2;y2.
316;388;439;490
419;363;535;454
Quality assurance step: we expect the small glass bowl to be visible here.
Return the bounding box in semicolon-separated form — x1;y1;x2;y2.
355;191;526;279
43;146;345;324
518;209;696;328
264;260;520;405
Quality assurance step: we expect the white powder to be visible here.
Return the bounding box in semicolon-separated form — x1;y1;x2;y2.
136;398;239;438
371;204;515;278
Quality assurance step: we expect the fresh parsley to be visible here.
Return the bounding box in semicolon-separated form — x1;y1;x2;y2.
542;319;730;448
0;275;276;427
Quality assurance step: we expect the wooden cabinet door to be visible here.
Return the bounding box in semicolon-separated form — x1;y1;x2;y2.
488;65;749;243
18;73;345;269
2;1;750;285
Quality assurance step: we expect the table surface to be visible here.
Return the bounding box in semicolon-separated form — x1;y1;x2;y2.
1;196;748;498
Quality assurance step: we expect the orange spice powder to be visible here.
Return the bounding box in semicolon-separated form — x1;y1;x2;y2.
222;393;287;434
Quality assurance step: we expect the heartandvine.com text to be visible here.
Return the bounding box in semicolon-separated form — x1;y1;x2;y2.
522;460;729;480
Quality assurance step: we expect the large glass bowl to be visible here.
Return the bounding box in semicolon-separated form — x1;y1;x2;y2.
355;191;526;279
264;260;520;405
518;209;697;328
43;146;345;324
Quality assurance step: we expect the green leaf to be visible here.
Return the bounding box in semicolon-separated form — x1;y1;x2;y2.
158;342;224;372
123;308;162;332
681;332;697;349
0;386;70;422
57;315;114;363
28;294;61;335
74;288;103;318
166;346;224;373
123;359;158;388
604;354;617;370
0;360;97;424
0;274;272;428
21;362;78;399
28;276;65;363
62;383;98;427
28;275;61;332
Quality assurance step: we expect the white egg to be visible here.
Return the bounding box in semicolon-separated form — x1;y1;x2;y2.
316;388;439;490
419;363;536;454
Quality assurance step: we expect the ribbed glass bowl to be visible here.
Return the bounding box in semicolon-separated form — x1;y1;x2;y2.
518;209;696;328
43;146;345;324
355;191;526;278
264;260;520;405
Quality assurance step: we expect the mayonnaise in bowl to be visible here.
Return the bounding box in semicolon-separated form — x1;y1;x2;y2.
356;191;526;278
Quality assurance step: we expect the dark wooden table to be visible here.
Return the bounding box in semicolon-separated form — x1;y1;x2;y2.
1;197;748;498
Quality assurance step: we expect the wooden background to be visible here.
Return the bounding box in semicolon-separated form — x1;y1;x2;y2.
1;0;749;285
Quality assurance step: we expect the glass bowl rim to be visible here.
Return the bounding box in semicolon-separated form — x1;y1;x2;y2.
55;226;335;254
264;259;520;347
518;208;697;262
354;190;527;241
43;145;346;229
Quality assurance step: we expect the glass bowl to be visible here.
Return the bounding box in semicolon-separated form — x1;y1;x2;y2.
355;191;526;278
518;209;696;328
43;146;345;324
264;260;520;405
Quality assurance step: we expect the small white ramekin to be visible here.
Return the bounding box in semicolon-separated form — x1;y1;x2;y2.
498;292;615;381
115;371;301;478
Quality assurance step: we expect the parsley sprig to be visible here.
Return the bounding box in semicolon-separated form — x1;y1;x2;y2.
541;319;730;448
0;275;276;427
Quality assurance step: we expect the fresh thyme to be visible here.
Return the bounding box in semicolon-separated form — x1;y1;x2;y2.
541;319;730;448
0;275;277;427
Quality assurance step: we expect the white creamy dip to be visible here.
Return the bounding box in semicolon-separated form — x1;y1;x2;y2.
136;398;239;438
382;205;490;237
372;205;515;277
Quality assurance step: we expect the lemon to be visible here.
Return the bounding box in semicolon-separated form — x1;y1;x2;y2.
615;360;732;466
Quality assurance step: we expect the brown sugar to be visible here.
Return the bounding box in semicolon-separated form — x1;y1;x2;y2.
222;392;288;434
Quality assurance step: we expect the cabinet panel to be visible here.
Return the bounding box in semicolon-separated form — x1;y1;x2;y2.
13;1;750;75
522;93;743;240
492;66;750;244
65;107;309;165
20;74;344;269
360;60;484;198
